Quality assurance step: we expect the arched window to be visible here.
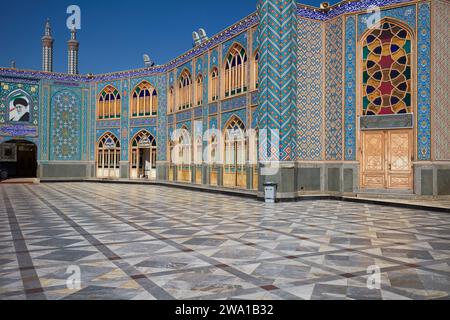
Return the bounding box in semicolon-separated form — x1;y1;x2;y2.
253;51;259;89
177;126;191;182
224;44;248;98
194;134;203;165
179;127;191;165
363;21;412;116
131;81;157;117
168;87;174;113
224;117;247;188
98;86;121;120
178;70;192;110
210;68;219;102
97;133;120;178
196;75;203;106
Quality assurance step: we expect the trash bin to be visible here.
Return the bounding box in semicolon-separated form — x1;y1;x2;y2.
263;182;277;203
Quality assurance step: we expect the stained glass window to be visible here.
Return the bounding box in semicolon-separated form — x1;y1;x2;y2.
363;22;412;116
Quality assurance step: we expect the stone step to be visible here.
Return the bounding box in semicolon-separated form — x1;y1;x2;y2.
356;192;417;200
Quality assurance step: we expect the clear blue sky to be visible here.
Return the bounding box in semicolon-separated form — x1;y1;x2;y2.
0;0;336;74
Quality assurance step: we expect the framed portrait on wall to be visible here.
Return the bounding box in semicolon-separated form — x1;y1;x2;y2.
8;92;31;122
0;144;17;162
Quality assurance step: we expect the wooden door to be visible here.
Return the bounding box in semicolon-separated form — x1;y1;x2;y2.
387;130;413;189
362;131;386;189
361;130;413;190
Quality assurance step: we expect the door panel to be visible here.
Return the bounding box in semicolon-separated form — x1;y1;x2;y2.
362;131;385;189
387;131;413;189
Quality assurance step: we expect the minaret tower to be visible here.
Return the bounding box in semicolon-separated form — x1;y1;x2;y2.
41;19;54;72
67;26;79;75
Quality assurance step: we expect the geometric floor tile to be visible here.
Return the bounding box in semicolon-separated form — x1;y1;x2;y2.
1;183;450;300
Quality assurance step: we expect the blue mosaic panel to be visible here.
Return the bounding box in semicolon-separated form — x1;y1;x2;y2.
196;57;203;74
90;83;96;161
221;108;247;129
345;16;357;161
130;117;157;127
40;83;49;161
130;126;157;140
210;49;219;69
221;95;247;113
176;110;192;122
358;5;416;38
222;31;248;58
209;103;218;114
417;3;431;161
252;28;259;52
176;120;192;133
177;61;193;78
194;107;203;118
96;128;120;141
325;17;343;161
297;18;323;161
251;107;259;129
50;89;81;161
209;116;218;130
97;120;120;128
154;75;168;161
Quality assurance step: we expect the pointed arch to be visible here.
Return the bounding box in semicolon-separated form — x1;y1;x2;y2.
98;85;121;120
361;18;414;116
224;43;248;98
131;81;158;117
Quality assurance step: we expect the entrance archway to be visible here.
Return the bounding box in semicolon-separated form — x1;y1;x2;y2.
359;20;414;191
0;140;37;179
130;130;157;179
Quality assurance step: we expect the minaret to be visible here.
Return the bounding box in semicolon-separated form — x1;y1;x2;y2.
41;19;54;72
67;26;79;75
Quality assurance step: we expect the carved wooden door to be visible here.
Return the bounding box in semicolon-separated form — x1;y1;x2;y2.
361;130;413;190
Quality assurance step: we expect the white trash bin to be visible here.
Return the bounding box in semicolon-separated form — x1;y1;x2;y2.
263;182;277;203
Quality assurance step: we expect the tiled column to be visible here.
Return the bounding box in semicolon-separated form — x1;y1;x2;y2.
257;0;298;196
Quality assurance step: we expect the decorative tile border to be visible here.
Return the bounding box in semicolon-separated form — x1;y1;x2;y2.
0;125;38;137
97;120;121;129
176;110;192;122
129;117;157;127
417;2;431;161
345;16;357;161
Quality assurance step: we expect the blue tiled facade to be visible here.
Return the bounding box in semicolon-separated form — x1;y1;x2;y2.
0;0;446;197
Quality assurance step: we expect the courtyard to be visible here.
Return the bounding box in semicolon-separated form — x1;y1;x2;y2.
1;182;450;300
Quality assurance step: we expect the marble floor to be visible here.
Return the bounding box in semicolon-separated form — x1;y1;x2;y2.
1;183;449;300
